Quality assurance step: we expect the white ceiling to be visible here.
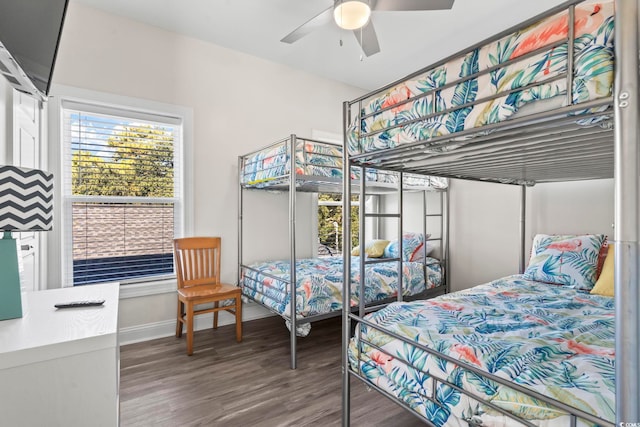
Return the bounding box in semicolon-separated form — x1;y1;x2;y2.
73;0;566;91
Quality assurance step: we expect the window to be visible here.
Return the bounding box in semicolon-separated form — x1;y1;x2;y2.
62;100;183;286
317;193;359;256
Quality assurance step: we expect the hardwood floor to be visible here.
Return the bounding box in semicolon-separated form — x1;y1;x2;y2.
120;315;426;426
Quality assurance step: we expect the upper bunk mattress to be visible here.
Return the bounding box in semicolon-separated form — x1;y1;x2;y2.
240;137;448;189
241;139;343;186
348;275;614;426
347;0;614;156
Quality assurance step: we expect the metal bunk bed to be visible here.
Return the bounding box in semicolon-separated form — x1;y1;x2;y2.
238;135;449;369
342;0;636;425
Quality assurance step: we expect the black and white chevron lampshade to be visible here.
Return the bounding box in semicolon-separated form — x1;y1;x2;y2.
0;165;53;232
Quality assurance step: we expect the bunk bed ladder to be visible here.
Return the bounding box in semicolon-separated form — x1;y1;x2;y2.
421;188;449;293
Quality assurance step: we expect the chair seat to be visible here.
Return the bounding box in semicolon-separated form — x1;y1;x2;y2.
178;283;240;300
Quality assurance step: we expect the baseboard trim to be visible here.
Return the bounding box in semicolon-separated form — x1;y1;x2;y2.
118;303;274;346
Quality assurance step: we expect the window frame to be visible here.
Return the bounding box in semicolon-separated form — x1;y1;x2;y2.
316;194;382;257
47;85;194;298
317;193;359;257
310;129;380;256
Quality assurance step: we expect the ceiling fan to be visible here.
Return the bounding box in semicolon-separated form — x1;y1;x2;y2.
280;0;456;57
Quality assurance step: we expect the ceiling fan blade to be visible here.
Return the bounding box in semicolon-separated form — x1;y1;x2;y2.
353;20;380;57
280;6;333;44
372;0;455;11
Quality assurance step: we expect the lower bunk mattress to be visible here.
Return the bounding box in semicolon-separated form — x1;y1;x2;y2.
348;275;614;426
241;256;443;319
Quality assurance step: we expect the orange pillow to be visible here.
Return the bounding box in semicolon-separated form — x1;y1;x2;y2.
591;246;614;297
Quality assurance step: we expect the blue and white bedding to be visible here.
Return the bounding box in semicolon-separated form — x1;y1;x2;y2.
241;256;443;319
348;0;614;156
348;275;614;426
241;139;343;186
240;137;448;189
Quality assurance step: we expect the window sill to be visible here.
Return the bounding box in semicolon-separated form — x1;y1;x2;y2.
119;278;177;299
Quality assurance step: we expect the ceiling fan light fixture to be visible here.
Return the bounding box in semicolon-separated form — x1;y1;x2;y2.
334;0;371;30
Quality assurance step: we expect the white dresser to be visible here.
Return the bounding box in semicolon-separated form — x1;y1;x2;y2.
0;283;120;427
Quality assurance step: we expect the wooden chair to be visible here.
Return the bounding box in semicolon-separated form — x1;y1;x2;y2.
173;236;242;355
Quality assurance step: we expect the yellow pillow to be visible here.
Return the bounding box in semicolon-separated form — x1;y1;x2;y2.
591;246;614;297
351;239;390;258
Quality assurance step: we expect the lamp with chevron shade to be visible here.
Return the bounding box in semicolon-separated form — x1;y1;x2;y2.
0;165;53;320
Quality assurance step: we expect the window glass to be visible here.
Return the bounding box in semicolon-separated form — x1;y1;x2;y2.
317;193;359;257
63;103;182;285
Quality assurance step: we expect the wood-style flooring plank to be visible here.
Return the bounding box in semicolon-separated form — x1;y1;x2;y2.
120;315;426;426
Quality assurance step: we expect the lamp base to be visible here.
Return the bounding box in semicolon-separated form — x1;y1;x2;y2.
0;234;22;320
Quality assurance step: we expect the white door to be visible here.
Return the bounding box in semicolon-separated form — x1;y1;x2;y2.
12;90;43;292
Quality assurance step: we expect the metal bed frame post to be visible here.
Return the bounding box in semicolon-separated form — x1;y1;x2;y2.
422;190;428;288
397;172;404;301
359;168;366;315
519;185;527;274
341;101;352;427
443;190;450;293
614;0;640;422
289;134;298;370
238;156;243;287
566;5;575;107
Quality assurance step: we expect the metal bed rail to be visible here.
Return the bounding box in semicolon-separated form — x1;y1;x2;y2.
359;73;571;143
350;101;615;185
349;313;614;427
356;40;570;127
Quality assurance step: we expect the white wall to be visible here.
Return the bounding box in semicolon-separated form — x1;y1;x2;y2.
448;178;614;292
527;179;615;246
50;2;364;339
449;179;522;291
241;190;316;264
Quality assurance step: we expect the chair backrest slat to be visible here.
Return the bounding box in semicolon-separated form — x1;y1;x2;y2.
173;237;222;289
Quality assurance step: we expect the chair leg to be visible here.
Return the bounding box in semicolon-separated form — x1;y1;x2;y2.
235;295;242;343
176;300;183;338
186;302;194;356
213;301;219;330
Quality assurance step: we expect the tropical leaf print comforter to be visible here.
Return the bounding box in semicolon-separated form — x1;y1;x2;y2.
240;138;448;189
348;275;614;426
241;256;443;318
241;139;344;186
348;0;614;155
